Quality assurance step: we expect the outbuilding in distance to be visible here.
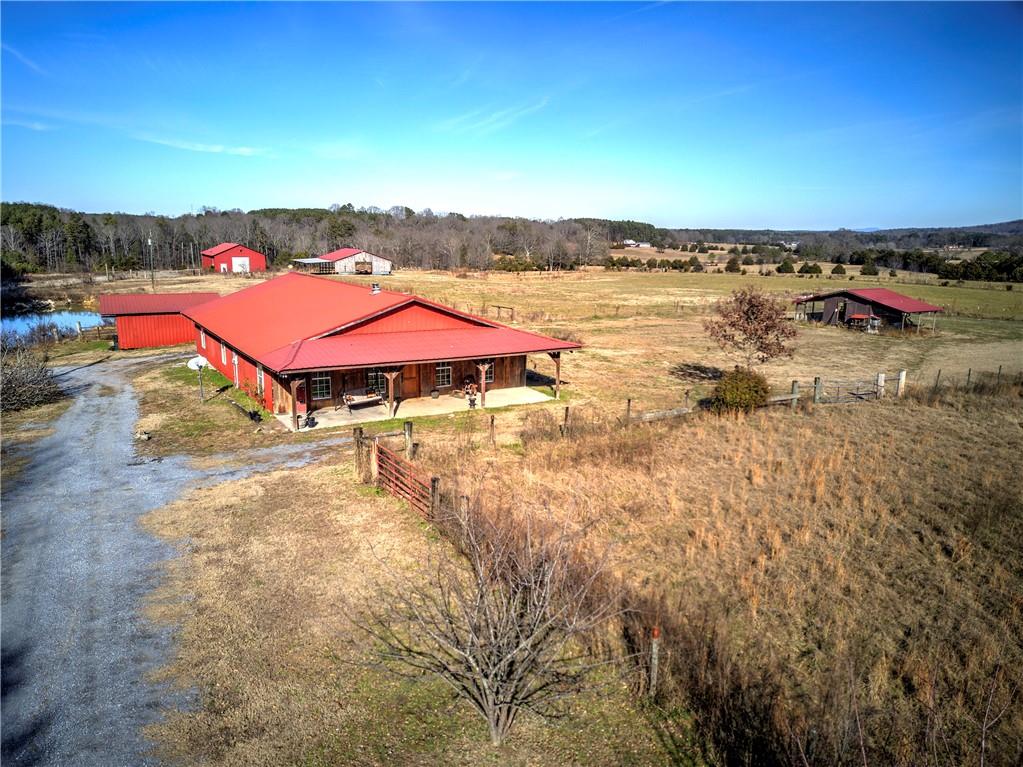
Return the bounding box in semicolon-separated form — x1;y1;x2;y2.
99;292;219;349
794;287;943;332
201;243;268;273
291;248;392;275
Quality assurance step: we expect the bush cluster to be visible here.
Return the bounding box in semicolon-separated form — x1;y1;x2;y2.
709;368;770;413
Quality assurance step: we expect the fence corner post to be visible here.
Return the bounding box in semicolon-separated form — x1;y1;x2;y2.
353;427;364;479
875;372;885;399
813;376;822;404
403;420;413;456
896;370;907;398
790;380;799;411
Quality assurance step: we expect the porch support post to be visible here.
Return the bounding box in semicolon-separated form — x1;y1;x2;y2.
289;377;299;432
548;352;562;399
477;363;491;407
305;373;313;414
384;370;400;416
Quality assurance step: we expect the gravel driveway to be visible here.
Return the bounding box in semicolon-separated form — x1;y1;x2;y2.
2;355;344;766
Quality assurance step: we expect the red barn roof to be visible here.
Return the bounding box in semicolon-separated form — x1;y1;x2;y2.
795;288;943;314
182;272;580;373
99;292;219;316
201;242;241;257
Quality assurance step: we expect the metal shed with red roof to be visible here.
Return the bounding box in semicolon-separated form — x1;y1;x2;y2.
290;248;392;275
99;292;218;349
181;273;579;429
201;243;268;273
794;287;943;330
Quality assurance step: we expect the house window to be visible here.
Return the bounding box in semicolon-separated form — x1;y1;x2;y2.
220;344;227;365
366;368;387;394
311;372;331;400
200;329;206;349
256;365;264;396
435;361;452;388
479;358;495;384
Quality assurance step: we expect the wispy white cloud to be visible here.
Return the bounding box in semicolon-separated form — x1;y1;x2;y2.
3;118;53;132
447;56;484;89
2;43;47;76
134;134;268;157
437;98;550;136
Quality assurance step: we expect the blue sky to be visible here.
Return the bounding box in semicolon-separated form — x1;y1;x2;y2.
2;1;1021;229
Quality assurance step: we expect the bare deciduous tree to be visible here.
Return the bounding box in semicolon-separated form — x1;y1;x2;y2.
703;286;797;369
355;503;620;747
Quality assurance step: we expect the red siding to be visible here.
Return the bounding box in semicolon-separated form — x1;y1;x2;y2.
116;314;196;349
194;328;274;411
345;303;480;335
204;245;268;272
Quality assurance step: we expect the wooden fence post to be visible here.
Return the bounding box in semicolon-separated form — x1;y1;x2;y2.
875;372;885;399
403;420;413;456
562;406;570;437
649;626;661;699
790;380;799;411
489;414;496;447
932;369;942;394
353;427;364;478
625;398;632;424
997;365;1002;385
76;321;83;339
896;370;907;398
430;477;440;519
966;369;972;388
813;376;822;404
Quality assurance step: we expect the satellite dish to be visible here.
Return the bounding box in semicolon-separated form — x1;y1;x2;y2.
187;355;210;371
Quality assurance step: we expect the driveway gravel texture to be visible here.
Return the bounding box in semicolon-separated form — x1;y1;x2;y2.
2;355;345;766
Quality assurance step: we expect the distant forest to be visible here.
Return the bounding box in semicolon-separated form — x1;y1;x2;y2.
1;201;1021;280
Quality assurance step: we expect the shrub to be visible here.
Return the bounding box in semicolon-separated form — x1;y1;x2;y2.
725;256;741;273
831;263;846;275
776;258;795;274
0;335;63;412
861;259;879;276
709;368;770;413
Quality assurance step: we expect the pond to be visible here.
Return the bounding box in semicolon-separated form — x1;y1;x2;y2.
1;310;109;336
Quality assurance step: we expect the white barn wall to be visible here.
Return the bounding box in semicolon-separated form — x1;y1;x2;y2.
334;253;393;275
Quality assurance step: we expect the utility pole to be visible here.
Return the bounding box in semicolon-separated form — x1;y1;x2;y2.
148;230;156;292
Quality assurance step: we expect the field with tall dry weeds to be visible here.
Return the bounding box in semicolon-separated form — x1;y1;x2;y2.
416;385;1023;765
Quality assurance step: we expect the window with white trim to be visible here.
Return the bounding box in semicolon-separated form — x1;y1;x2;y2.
479;358;495;384
256;365;264;396
220;344;226;365
366;368;387;394
435;361;452;388
200;329;206;349
311;371;331;400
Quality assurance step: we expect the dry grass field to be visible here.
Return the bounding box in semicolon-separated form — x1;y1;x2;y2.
414;386;1023;765
142;459;690;766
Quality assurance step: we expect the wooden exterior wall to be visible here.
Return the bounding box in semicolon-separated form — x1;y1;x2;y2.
271;355;528;416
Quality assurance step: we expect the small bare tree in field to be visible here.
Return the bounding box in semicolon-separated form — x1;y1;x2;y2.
355;503;620;747
703;287;797;369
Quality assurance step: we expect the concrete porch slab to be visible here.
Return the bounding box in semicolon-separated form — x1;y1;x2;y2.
276;386;553;432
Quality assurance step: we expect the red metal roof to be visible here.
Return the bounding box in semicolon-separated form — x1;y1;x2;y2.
317;247;367;262
201;242;240;257
99;292;219;316
261;327;581;372
183;272;580;372
181;273;411;360
794;287;943;314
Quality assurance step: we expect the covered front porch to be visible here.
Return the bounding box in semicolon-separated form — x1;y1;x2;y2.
275;385;554;432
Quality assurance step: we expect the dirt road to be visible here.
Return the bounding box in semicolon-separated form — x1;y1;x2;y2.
1;355;343;766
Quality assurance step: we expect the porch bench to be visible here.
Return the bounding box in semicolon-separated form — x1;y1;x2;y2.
336;388;385;413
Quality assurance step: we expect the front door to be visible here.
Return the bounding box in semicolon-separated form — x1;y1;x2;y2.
401;365;419;399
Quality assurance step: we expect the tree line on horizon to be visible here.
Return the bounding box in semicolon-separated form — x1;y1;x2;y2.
1;201;1020;279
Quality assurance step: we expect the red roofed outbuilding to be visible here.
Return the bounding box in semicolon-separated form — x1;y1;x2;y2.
794;288;943;330
182;273;579;429
99;292;218;349
201;243;268;273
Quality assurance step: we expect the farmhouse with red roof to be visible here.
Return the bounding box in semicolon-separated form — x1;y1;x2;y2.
99;292;218;349
182;273;578;430
795;287;943;331
291;247;392;275
201;242;268;273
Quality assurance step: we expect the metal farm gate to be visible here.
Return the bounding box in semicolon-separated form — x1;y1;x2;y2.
374;441;433;518
814;371;903;404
